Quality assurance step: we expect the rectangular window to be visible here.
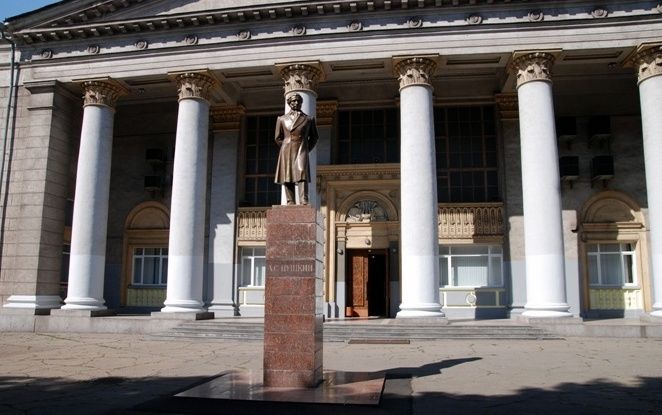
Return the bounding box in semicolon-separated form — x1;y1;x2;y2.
435;106;499;202
244;115;281;206
587;243;636;287
240;247;266;287
336;109;399;164
439;245;503;287
132;247;168;285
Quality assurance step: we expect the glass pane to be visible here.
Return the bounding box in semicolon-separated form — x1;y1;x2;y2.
144;248;156;255
489;256;503;286
490;245;502;254
600;253;623;285
143;257;158;284
241;258;252;287
254;257;266;286
600;244;620;253
452;245;488;255
133;257;142;284
624;254;635;284
254;247;266;257
135;248;143;255
440;256;449;286
452;255;488;286
587;244;598;253
588;255;599;285
162;258;168;284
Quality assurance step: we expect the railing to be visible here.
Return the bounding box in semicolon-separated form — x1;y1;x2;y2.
438;203;504;239
237;207;269;241
237;203;504;242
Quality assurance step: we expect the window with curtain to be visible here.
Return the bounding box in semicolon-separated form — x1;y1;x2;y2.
243;115;281;206
132;247;168;285
439;245;503;287
240;247;266;287
587;243;636;286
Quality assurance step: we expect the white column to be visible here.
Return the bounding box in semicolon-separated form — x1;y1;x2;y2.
513;52;571;318
62;79;126;310
394;57;444;318
161;72;217;313
632;44;662;317
207;105;244;316
277;62;323;207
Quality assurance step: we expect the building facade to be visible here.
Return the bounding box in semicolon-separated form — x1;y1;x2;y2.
1;0;661;321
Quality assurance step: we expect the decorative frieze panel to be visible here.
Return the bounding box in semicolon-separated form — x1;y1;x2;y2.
316;100;338;127
438;203;504;239
237;207;268;241
211;105;245;130
495;93;518;120
589;288;643;310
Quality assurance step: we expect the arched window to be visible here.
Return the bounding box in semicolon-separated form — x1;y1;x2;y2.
121;202;170;307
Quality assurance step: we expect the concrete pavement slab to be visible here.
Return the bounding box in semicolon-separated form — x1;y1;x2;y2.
0;333;660;414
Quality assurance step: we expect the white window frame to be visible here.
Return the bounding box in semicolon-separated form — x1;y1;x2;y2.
587;243;637;287
240;247;266;287
439;245;503;288
132;247;168;286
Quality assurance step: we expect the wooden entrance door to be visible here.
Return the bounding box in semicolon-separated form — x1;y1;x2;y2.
346;250;388;317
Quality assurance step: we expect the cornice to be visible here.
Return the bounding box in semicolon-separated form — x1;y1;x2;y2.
9;0;661;47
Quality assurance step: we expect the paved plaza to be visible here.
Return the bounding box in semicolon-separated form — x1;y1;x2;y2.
0;332;661;414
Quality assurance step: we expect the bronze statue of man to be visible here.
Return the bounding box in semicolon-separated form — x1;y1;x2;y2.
274;93;319;205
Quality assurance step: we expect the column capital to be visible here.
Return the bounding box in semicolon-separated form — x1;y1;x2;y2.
393;56;438;90
169;70;219;102
495;93;519;120
316;100;338;126
627;43;662;85
511;51;560;88
276;61;324;95
210;105;245;131
77;78;128;108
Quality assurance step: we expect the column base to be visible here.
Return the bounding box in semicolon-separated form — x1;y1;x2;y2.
206;304;238;317
161;299;205;313
522;305;572;318
396;303;445;318
3;295;62;312
62;296;107;311
51;308;116;317
151;311;214;320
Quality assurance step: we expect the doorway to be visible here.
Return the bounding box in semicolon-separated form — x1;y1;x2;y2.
346;249;389;317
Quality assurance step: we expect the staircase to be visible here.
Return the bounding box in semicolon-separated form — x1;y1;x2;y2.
149;318;562;341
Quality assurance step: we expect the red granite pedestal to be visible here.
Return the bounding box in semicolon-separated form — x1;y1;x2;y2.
263;205;324;388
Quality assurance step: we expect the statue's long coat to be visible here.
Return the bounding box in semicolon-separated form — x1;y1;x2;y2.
274;111;319;184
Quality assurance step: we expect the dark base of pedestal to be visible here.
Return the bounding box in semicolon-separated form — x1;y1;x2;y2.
178;369;384;404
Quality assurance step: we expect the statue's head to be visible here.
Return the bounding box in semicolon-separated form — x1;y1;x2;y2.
287;93;303;110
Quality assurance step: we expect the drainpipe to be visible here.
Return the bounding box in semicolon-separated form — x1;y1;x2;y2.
0;21;18;265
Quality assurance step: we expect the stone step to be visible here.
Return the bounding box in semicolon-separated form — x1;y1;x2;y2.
149;320;562;341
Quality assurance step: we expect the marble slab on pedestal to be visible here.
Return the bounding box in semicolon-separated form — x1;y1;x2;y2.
263;205;324;388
